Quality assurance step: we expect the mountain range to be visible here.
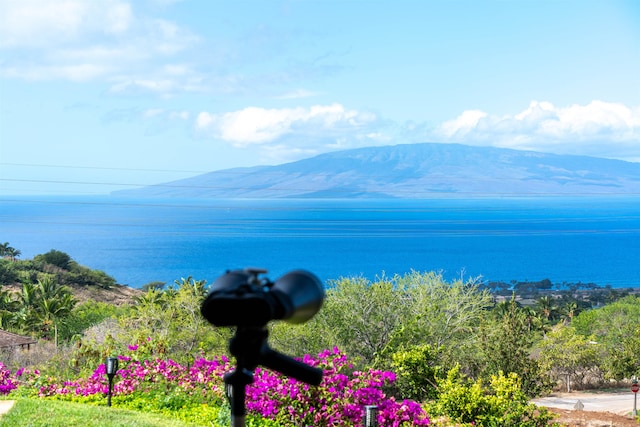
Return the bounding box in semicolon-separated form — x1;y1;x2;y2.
114;143;640;198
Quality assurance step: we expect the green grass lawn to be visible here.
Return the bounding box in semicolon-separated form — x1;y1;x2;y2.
0;399;201;427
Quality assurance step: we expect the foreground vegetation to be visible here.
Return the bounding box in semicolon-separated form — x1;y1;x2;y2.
2;347;554;426
0;398;196;427
1;243;640;425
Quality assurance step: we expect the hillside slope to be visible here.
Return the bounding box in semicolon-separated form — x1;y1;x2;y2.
2;282;142;306
114;143;640;198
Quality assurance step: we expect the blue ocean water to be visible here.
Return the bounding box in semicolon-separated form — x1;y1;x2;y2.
1;196;639;288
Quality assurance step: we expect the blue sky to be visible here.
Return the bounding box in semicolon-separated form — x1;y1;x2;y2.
1;0;639;195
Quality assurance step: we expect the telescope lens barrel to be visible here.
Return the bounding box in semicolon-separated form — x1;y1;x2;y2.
271;270;324;324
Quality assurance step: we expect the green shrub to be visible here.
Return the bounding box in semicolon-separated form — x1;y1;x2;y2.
389;344;441;401
427;366;488;424
426;366;559;427
66;265;116;288
0;260;18;284
34;250;72;270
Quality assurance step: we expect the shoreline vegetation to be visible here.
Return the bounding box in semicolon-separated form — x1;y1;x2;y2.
2;244;640;426
2;244;637;306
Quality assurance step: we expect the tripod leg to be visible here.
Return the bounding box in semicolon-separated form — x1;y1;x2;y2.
224;368;253;427
232;415;245;427
230;381;245;427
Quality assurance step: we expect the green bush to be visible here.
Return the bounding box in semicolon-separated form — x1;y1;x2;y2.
426;366;559;427
66;265;116;288
389;344;441;401
0;260;18;284
34;250;72;270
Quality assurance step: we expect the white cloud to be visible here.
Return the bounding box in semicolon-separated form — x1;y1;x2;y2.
0;63;113;81
434;101;640;160
0;0;132;48
438;110;488;138
275;89;320;100
196;104;377;146
193;101;640;164
195;104;385;163
0;0;199;91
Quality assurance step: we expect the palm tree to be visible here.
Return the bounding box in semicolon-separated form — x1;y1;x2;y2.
0;287;19;329
36;291;76;344
0;242;19;260
522;306;544;332
535;296;557;322
16;282;37;332
135;287;168;307
559;301;580;325
18;277;77;342
0;242;10;257
5;247;21;261
174;276;207;299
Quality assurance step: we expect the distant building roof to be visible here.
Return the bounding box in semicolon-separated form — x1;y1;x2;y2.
0;329;37;349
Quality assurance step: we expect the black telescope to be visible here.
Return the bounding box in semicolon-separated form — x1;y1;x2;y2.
201;268;324;327
201;268;325;427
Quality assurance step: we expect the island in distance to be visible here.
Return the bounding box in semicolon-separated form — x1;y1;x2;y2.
114;143;640;198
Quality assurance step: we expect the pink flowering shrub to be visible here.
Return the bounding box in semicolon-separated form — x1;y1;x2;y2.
0;362;17;394
247;347;429;426
6;346;430;426
37;354;232;408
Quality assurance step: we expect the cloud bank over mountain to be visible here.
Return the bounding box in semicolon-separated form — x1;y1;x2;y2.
192;100;640;163
434;101;640;160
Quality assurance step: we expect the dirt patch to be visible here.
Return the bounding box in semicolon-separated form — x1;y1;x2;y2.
66;282;143;305
535;390;639;426
548;407;639;426
0;400;15;418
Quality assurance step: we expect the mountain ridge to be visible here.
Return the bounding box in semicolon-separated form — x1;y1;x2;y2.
114;143;640;198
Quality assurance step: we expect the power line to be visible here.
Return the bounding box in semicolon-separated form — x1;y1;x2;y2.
0;162;209;174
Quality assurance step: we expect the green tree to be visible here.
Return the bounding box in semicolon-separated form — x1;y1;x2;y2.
0;259;19;284
119;277;228;361
0;286;19;329
58;300;127;342
5;246;20;261
34;249;72;270
0;243;20;261
395;271;492;373
31;276;77;342
271;274;410;365
270;271;492;373
538;324;601;391
572;295;640;379
480;297;550;396
168;276;212;354
14;281;38;332
12;277;77;342
535;295;558;323
321;274;410;364
558;300;580;325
